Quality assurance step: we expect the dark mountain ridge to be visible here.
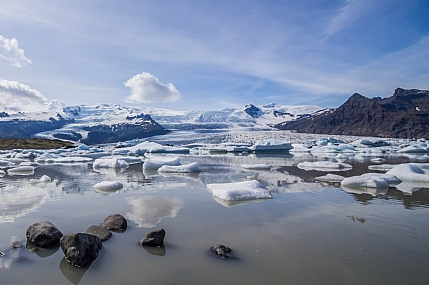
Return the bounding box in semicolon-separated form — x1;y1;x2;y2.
276;88;429;139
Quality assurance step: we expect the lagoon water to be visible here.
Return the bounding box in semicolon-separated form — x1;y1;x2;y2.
1;131;429;284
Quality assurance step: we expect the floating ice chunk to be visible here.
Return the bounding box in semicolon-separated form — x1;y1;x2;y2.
368;164;395;171
118;141;189;155
341;177;389;189
359;173;401;187
312;143;355;153
114;156;142;165
207;180;272;201
143;156;181;170
289;144;311;153
386;163;429;182
335;153;348;161
30;175;51;184
297;161;352;171
241;164;271;170
76;144;89;151
370;158;385;163
54;157;93;164
314;174;345;183
351;139;389;148
342;184;389;196
317;137;344;146
7;166;35;176
19;161;39;167
0;160;10;167
158;162;200;173
249;139;292;152
0;169;5;177
93;157;129;169
398;143;429;153
94;181;123;192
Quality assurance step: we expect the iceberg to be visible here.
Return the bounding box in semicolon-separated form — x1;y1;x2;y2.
207;180;272;201
241;164;271;170
158;162;200;173
93;157;129;169
30;175;52;184
297;161;352;171
341;177;389;189
386;163;429;182
314;174;345;183
93;181;124;192
249;139;292;152
143;156;181;170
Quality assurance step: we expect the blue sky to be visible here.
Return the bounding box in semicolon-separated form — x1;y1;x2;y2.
0;0;428;111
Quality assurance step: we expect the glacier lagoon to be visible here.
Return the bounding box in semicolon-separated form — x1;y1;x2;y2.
1;130;429;284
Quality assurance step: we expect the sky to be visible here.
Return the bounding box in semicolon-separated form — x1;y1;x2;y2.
0;0;428;111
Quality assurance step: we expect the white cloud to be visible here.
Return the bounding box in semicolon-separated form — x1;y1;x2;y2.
124;72;181;103
0;79;48;109
0;35;32;67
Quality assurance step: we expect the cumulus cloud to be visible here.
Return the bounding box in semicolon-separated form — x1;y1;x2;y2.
0;79;48;109
0;35;32;67
124;72;181;103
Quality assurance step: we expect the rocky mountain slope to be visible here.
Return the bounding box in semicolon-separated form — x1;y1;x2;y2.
276;88;429;139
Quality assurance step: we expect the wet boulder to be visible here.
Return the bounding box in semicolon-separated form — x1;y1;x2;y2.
85;225;112;242
26;221;63;247
103;214;127;231
60;233;102;267
210;244;232;258
140;229;165;247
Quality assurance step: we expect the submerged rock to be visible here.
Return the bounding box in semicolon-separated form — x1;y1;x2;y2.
140;229;166;247
60;233;102;267
26;221;63;247
210;244;232;258
103;214;127;231
85;225;112;242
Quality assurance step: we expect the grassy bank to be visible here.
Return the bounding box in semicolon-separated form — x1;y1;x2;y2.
0;138;74;150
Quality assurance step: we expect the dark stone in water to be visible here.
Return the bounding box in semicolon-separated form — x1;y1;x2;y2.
12;242;22;249
210;244;232;258
85;225;112;242
140;229;166;247
103;214;127;231
26;221;63;247
60;233;102;268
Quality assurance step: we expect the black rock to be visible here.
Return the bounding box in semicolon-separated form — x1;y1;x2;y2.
60;233;102;267
26;221;63;247
210;244;232;258
140;229;166;247
103;214;127;231
85;225;112;242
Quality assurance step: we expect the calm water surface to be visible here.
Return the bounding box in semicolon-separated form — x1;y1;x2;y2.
1;151;429;285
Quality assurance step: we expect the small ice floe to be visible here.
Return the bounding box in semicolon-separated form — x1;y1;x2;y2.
76;144;90;151
19;161;40;167
143;156;181;170
7;166;35;176
297;161;352;172
207;180;272;201
398;143;429;153
351;139;390;148
35;154;93;164
0;160;10;167
93;157;129;169
113;156;142;165
370;158;386;163
335;153;348;162
0;169;5;177
340;173;400;191
93;181;123;192
158;162;200;173
116;141;189;156
314;174;345;183
240;164;271;170
368;164;395;171
386;163;429;182
249;139;292;152
30;175;52;185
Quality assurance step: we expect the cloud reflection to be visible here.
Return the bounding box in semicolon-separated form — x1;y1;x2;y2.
126;196;183;228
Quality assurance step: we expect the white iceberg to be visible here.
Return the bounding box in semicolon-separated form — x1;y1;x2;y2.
341;177;389;189
386;163;429;182
359;173;401;187
297;161;352;171
249;139;292;152
398;143;429;153
314;174;345;183
207;180;272;201
7;166;35;176
158;162;200;173
143;156;181;170
30;175;52;185
241;164;271;170
93;181;124;192
93;157;129;169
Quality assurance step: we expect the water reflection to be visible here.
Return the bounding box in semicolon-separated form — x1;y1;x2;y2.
125;196;183;228
142;244;166;256
26;240;60;258
59;257;91;284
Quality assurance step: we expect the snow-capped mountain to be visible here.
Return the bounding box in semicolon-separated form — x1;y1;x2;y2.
0;102;324;144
